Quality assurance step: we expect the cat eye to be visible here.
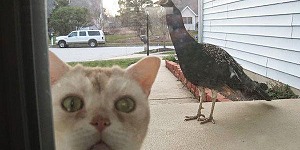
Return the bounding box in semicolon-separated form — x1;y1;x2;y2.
61;96;84;112
115;97;135;113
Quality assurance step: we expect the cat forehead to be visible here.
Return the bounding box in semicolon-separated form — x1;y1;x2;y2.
73;64;126;85
53;65;126;89
67;65;124;77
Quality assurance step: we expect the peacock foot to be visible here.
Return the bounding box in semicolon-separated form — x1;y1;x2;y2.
200;116;215;124
184;114;206;121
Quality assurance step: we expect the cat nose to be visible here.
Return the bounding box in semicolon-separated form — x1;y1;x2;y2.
90;115;111;132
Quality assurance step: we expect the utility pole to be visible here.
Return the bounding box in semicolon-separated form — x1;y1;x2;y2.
146;12;149;56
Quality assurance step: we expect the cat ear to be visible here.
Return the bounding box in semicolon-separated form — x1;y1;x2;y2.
49;51;70;85
126;57;161;96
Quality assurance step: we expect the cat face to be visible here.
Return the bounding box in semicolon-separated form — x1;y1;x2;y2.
49;52;160;150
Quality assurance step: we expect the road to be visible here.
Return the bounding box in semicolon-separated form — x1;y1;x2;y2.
49;46;174;62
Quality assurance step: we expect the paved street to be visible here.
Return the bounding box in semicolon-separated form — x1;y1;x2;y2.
49;46;174;62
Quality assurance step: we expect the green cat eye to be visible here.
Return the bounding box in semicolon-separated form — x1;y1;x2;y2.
115;97;135;113
61;96;84;112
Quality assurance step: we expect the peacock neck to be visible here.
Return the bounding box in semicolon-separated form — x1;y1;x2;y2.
166;5;198;51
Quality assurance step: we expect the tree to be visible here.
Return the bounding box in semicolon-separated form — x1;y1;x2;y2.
147;7;169;48
118;0;153;34
69;0;104;29
54;0;69;9
49;6;91;35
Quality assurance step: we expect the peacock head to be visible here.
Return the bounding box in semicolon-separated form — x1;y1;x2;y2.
154;0;175;7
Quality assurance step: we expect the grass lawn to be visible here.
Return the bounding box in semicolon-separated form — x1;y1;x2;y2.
135;48;175;54
106;34;139;43
134;49;161;54
68;57;142;68
160;51;175;55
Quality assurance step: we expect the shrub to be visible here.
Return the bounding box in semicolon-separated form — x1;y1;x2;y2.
162;54;177;62
267;83;299;99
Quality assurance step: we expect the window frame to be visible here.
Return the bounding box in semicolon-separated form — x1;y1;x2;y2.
1;0;55;149
183;17;193;24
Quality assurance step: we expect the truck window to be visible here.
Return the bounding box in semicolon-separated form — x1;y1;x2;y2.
68;32;77;37
79;31;86;36
88;31;100;36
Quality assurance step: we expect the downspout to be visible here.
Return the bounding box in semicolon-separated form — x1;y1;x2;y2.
198;0;204;43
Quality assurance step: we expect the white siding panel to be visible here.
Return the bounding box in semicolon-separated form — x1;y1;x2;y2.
204;21;211;26
293;14;300;25
203;26;211;32
203;0;214;3
204;11;227;20
235;58;300;89
267;58;300;77
209;26;292;38
203;32;227;40
209;15;293;26
267;69;300;88
224;48;268;67
201;0;300;89
204;4;227;14
228;0;299;11
201;37;300;64
225;41;300;64
204;1;213;9
292;27;300;38
203;38;227;47
228;1;300;19
235;58;268;76
212;0;241;7
226;34;300;52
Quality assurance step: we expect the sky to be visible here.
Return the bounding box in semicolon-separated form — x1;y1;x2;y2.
103;0;159;16
103;0;119;16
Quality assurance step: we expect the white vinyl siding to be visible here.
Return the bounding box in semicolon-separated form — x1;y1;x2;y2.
199;0;300;89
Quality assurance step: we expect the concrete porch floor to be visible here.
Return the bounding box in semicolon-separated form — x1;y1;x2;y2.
141;59;300;150
111;54;300;150
142;99;300;150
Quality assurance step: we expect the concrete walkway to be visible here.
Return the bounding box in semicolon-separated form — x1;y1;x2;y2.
110;53;300;150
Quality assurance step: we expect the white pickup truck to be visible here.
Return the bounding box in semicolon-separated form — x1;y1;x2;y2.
55;30;106;48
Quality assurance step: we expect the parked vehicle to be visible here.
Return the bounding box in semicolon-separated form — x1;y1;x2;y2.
55;30;106;48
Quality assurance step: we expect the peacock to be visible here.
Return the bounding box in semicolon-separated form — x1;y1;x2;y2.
155;0;271;124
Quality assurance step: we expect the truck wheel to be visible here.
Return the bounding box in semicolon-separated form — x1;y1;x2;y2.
58;41;66;48
88;40;97;47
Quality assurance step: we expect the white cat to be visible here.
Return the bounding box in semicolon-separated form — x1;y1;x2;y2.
49;52;160;150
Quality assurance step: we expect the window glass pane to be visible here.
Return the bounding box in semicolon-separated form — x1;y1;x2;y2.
46;0;300;150
69;32;77;37
183;17;187;24
79;31;86;36
188;17;192;24
88;31;100;36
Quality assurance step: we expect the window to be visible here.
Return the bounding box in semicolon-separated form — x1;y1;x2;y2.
79;31;86;36
68;32;77;37
183;17;192;24
3;0;296;149
88;31;100;36
2;0;55;149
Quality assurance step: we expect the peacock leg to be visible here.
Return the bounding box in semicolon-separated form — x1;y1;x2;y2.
185;87;206;121
201;89;217;124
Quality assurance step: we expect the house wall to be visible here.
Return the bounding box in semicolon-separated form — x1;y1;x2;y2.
182;8;197;30
199;0;300;90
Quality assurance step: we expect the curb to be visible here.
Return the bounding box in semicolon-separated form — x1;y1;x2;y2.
165;60;231;102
